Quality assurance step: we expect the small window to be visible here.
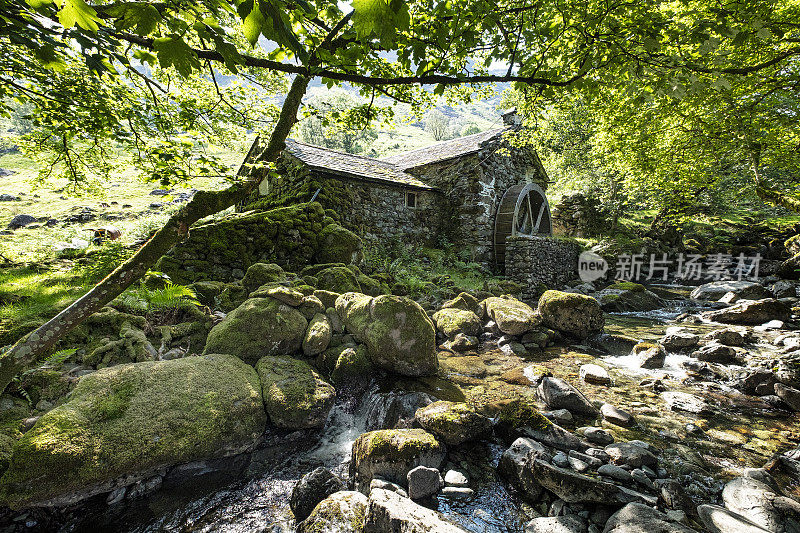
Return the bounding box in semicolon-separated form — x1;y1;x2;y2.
405;191;417;209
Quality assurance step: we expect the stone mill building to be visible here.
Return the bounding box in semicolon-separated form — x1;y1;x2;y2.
242;111;574;280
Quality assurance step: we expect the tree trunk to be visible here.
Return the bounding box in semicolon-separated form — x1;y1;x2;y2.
0;75;310;394
756;183;800;214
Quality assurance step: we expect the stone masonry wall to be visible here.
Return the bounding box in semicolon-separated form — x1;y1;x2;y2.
505;236;582;301
409;134;549;268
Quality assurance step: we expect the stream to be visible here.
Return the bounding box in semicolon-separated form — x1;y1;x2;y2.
43;285;800;532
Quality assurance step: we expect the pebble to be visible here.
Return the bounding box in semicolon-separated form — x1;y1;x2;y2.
600;403;634;427
583;427;614;446
443;470;469;487
552;452;570;468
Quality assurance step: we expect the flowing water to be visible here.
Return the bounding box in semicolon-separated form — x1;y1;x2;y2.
34;289;800;532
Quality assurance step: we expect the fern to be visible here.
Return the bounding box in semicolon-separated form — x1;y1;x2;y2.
113;273;200;314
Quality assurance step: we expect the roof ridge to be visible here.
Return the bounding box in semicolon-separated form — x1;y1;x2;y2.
381;126;506;161
286;139;398;167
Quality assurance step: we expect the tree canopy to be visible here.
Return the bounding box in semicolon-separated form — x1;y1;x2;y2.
1;0;799;390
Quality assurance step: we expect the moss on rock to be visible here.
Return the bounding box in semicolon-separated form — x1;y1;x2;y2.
316;267;361;294
296;490;368;533
256;355;335;430
203;298;307;365
415;401;492;446
314;224;363;265
483;297;540;336
431;308;481;339
537;290;604;339
336;294;437;377
303;314;333;357
0;354;266;508
242;263;287;295
349;429;445;491
330;345;372;388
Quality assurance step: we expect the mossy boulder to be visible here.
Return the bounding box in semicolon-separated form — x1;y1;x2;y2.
189;281;248;312
314;224;363;265
314;290;340;309
632;342;666;369
256;356;335;430
242;263;287;295
537;290;604;339
19;369;72;406
336;293;438;377
203;298;307;365
441;292;482;317
414;401;491;446
431;309;481;340
297;490;367;533
0;434;13;476
356;274;386;297
315;266;361;294
330;345;373;389
483;297;540;336
0;354;266;508
349;429;445;491
595;283;665;312
303;314;332;357
251;285;305;307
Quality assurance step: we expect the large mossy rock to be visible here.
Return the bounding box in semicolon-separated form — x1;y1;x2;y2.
314;224;363;265
349;429;445;491
303;313;332;357
594;282;665;312
297;490;368;533
537;290;604;339
0;354;266;508
335;294;437;377
431;309;481;340
242;263;287;295
414;401;491;445
483;297;539;335
203;298;307;365
316;266;362;294
256;356;335;430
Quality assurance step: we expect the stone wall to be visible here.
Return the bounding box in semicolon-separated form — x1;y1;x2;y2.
505;236;582;301
245;155;444;249
155;203;330;284
408;134;549;267
551;192;610;237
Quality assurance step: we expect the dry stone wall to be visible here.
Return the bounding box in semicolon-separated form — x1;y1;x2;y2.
505;236;582;301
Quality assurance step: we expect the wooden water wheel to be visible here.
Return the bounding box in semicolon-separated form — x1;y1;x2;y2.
494;183;552;270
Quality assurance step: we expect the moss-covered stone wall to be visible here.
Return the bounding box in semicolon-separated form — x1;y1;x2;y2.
155;203;330;284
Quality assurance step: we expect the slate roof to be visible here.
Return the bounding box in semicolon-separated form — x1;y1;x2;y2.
284;141;434;190
382;127;505;169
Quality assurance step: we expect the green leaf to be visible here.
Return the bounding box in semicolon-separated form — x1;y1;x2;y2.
352;0;409;41
152;36;200;77
57;0;101;31
133;49;158;66
241;0;265;46
109;3;162;35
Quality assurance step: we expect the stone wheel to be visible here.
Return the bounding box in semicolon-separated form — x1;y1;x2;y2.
494;183;552;270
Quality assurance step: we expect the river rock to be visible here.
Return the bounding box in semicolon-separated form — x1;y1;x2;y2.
704;328;746;346
432;308;482;339
632;342;666;369
526;459;654;505
336;293;437;376
524;515;586;533
256;356;335;429
415;401;492;445
537;290;604;339
595;283;665;312
580;364;611;385
605;502;698;533
605;442;657;469
406;466;441;500
601;403;634;427
241;263;287;294
598;463;632;482
291;467;347;521
483;296;540;335
661;391;712;415
692;342;739;364
7;214;36;230
364;488;466;532
297;490;368;533
203;298;307;365
691;281;772;301
442;292;482;317
302;313;332;357
350;430;445;491
723;476;800;532
537;377;598;416
661;328;700;351
698;504;771;533
704;298;790;325
0;355;266;508
772;281;797;299
497;438;546;500
774;383;800;411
